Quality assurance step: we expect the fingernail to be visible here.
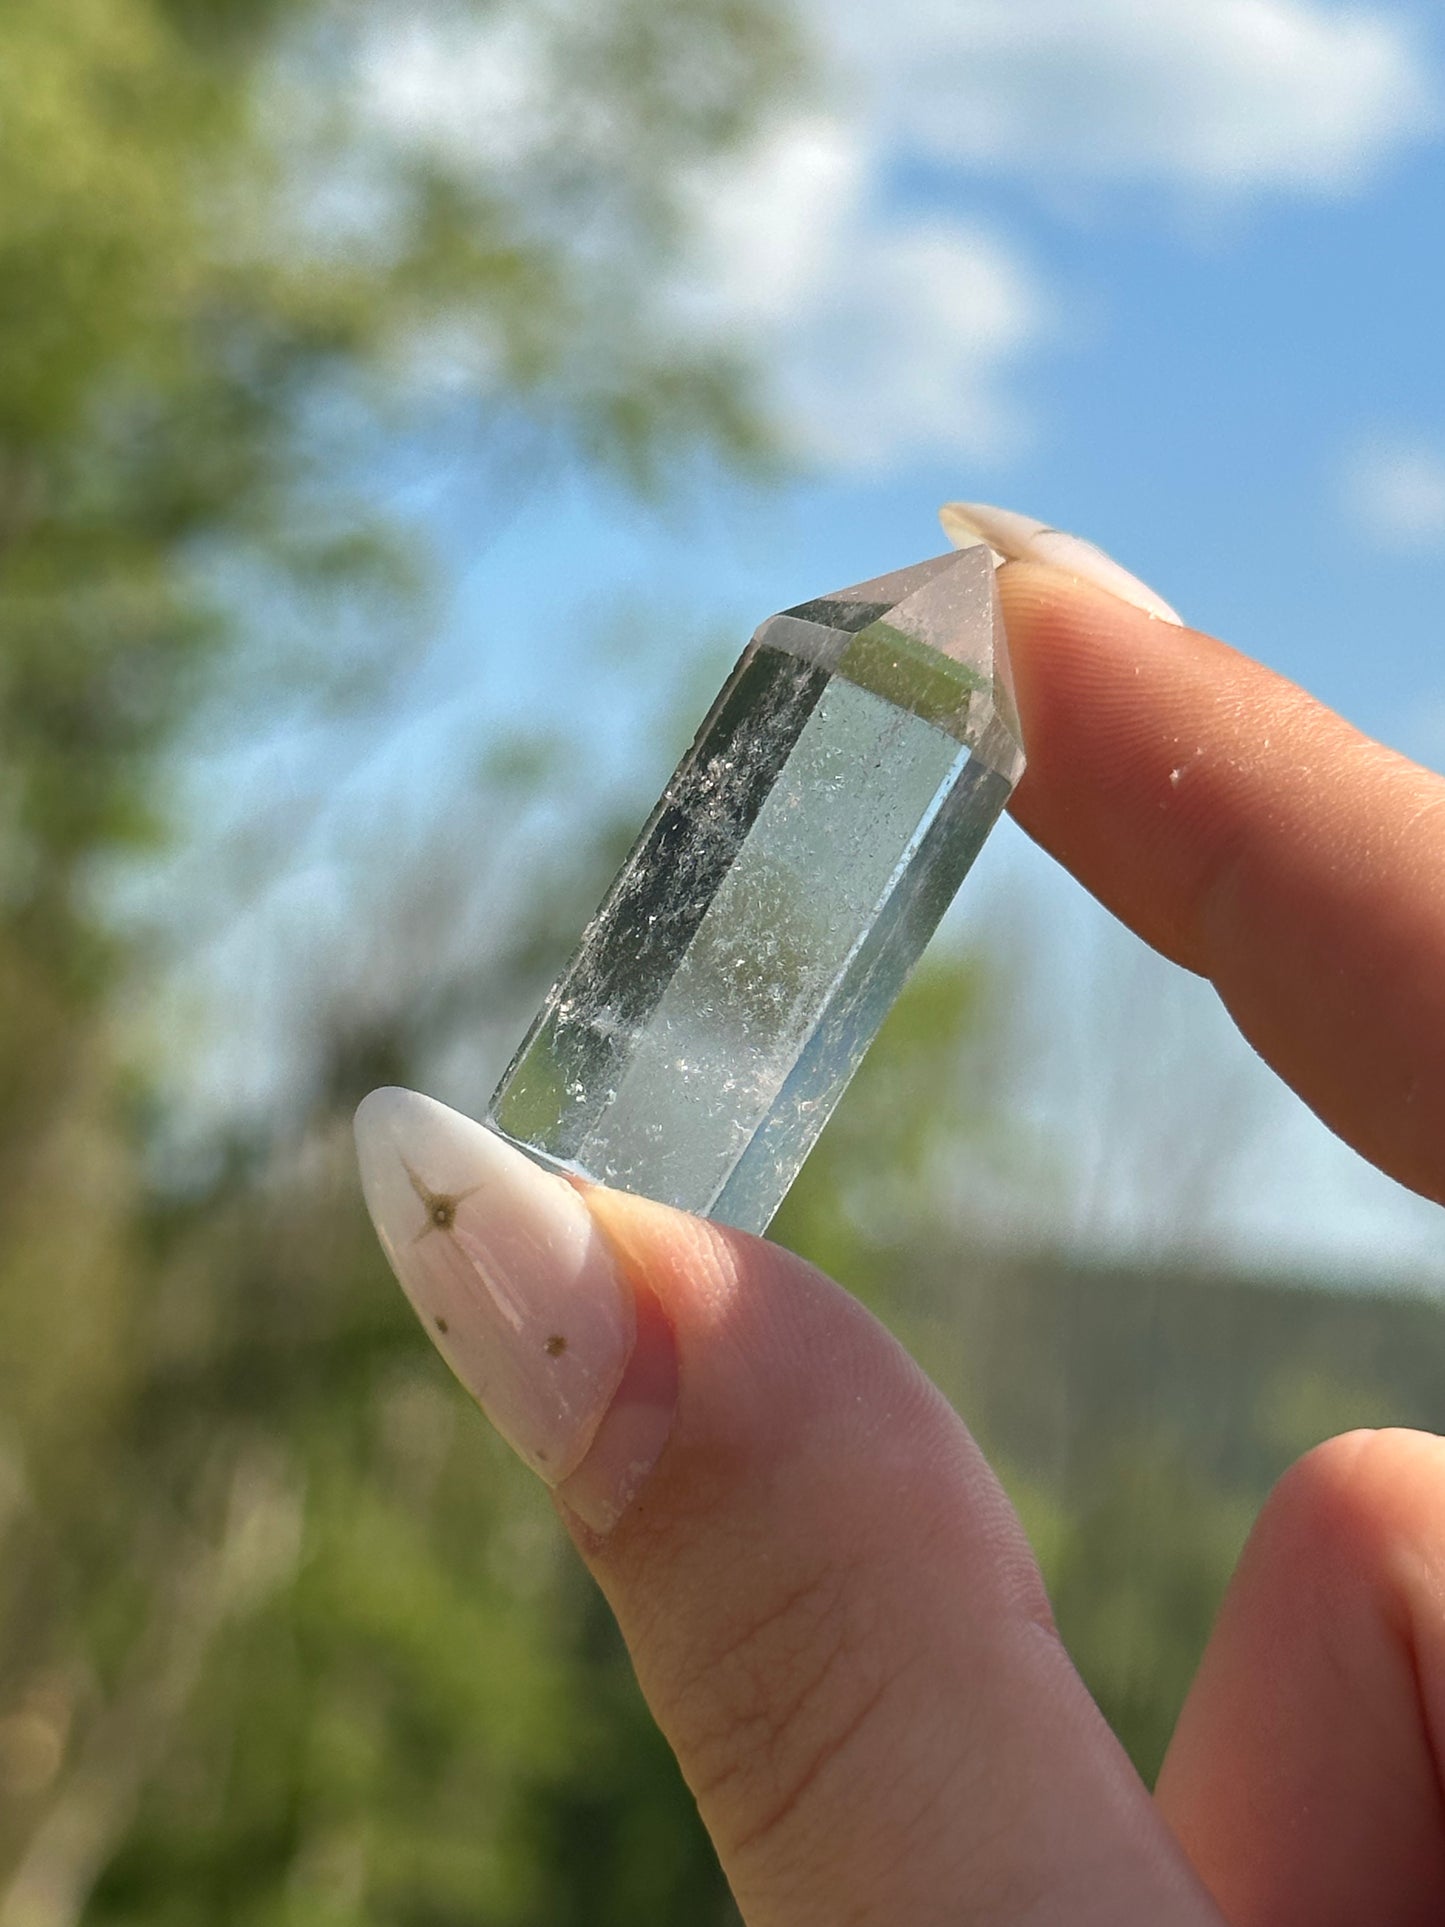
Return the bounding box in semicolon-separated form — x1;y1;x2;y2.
354;1088;673;1523
939;501;1184;626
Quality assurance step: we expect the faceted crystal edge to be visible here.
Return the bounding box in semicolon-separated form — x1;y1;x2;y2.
754;546;1022;767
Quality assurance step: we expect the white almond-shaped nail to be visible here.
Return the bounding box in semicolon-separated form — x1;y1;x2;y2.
940;501;1183;626
354;1088;635;1484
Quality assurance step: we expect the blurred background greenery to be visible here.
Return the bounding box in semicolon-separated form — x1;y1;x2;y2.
1;2;1443;1923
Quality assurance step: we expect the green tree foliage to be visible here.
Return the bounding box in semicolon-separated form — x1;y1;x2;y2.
0;0;788;1020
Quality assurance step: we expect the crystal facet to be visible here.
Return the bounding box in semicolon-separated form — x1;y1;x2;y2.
487;543;1024;1234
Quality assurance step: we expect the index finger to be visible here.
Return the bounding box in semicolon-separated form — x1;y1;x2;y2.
998;560;1445;1208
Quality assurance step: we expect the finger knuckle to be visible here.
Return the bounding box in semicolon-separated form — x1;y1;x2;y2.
667;1553;904;1860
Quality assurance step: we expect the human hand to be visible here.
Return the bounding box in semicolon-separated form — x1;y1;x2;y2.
355;513;1445;1926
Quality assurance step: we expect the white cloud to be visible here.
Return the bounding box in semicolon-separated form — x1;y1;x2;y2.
775;215;1047;467
355;18;1050;469
676;117;867;331
1342;437;1445;550
829;0;1437;198
358;13;548;170
675;116;1049;468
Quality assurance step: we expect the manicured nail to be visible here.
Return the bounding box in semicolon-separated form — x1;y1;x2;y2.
354;1088;671;1524
939;501;1183;626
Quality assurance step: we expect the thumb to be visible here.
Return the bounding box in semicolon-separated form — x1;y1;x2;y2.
355;1088;1216;1926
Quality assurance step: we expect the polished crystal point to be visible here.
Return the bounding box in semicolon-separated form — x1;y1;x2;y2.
487;542;1023;1234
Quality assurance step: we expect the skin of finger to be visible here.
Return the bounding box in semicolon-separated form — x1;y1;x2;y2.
998;564;1445;1206
1156;1429;1445;1926
561;1189;1221;1927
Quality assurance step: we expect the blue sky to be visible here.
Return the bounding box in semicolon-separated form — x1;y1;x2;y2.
204;0;1445;1282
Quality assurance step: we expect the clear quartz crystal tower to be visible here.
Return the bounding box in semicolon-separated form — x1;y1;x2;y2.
487;541;1024;1234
